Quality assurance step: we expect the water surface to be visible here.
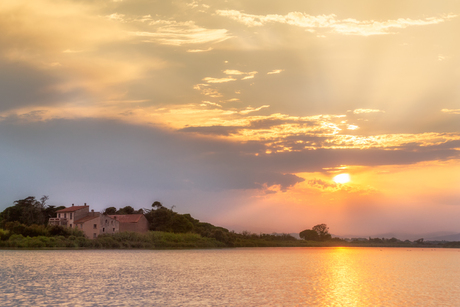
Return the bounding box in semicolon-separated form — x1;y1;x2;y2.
1;248;459;306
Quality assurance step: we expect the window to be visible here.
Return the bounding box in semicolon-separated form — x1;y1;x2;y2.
93;233;96;238
58;213;61;218
70;213;73;219
93;224;97;229
69;224;72;228
64;213;67;218
111;221;113;225
103;228;105;233
113;228;115;232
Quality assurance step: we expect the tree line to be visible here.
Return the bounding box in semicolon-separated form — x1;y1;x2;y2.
0;196;64;227
0;197;301;247
4;195;447;249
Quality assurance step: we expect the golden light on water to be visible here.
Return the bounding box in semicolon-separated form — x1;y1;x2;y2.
333;173;351;184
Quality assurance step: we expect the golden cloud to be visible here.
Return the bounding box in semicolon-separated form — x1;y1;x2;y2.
217;10;456;36
352;109;385;114
441;109;460;115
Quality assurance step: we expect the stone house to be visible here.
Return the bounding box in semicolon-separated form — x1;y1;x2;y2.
49;204;90;228
49;204;150;238
108;214;149;233
49;204;119;239
74;212;119;239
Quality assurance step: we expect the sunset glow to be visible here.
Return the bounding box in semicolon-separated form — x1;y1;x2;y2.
333;174;351;184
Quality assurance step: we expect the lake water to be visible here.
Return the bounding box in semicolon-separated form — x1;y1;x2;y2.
1;247;459;306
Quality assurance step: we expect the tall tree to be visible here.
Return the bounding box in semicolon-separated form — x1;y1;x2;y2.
0;196;52;226
299;229;320;241
312;224;332;241
103;207;117;215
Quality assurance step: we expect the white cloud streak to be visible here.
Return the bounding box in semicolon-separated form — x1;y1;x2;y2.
216;10;456;36
353;109;385;114
223;69;258;80
187;47;213;52
203;77;237;83
130;21;231;45
267;69;284;75
441;109;460;115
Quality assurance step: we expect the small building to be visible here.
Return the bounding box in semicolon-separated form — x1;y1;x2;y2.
49;203;119;239
108;214;149;233
75;212;119;239
49;203;90;228
49;204;149;238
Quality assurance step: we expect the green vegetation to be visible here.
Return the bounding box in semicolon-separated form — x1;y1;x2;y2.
1;196;460;249
0;196;64;227
300;224;332;241
103;206;144;215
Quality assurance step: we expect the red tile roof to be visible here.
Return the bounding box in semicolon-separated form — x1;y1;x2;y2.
75;214;100;224
108;214;144;223
56;206;89;213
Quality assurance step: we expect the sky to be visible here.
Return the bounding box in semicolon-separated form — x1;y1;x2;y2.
1;0;460;236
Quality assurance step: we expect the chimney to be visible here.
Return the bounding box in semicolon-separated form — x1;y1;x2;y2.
72;204;74;207
84;203;87;206
91;209;94;216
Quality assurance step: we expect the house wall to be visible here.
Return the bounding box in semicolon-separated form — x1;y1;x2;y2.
77;214;120;239
119;215;149;233
78;216;100;239
73;207;89;224
55;206;90;229
68;207;90;229
99;215;119;236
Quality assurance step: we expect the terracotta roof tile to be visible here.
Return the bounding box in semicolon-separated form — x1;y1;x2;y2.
108;214;144;223
75;214;100;224
57;206;89;213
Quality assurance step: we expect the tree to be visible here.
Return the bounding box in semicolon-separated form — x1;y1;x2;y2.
300;224;332;241
170;214;194;233
103;207;117;215
312;224;331;241
151;201;164;209
300;229;320;241
0;196;49;226
117;206;135;215
43;205;65;223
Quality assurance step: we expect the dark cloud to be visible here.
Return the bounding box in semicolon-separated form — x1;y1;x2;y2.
2;117;458;211
308;179;337;190
0;62;87;112
178;125;241;136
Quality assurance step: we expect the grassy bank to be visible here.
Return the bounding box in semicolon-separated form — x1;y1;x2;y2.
0;230;227;249
1;228;457;249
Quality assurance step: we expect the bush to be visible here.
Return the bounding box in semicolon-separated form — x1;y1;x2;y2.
0;229;10;241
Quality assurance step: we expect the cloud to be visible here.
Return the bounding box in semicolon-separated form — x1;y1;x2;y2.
223;69;258;80
239;105;270;115
200;101;222;108
179;125;241;136
187;47;214;52
241;75;255;80
267;69;284;75
353;109;385;114
202;77;237;83
216;10;456;36
308;178;337;190
442;109;460;115
130;21;231;45
223;70;246;75
0;118;304;194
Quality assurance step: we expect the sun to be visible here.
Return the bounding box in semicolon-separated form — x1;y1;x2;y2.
333;173;351;184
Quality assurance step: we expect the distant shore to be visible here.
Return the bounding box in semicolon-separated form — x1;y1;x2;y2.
1;231;459;250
